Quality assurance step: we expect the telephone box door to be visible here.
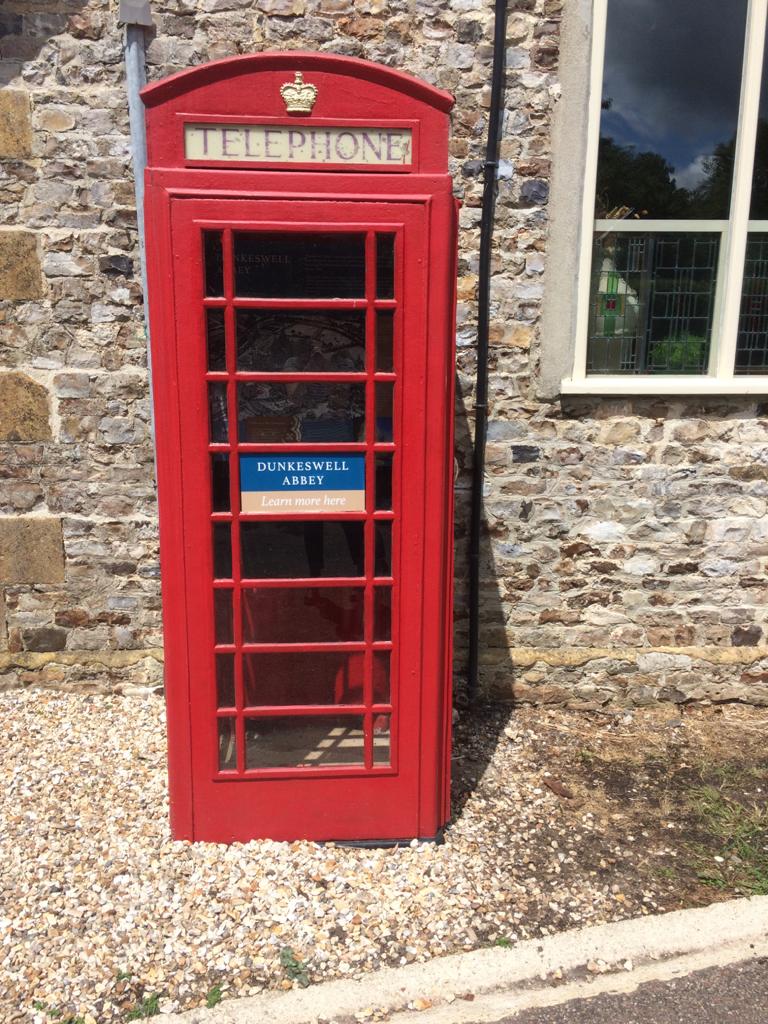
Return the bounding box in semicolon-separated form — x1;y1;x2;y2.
164;196;438;842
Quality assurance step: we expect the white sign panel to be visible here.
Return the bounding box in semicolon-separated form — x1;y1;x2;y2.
184;123;413;166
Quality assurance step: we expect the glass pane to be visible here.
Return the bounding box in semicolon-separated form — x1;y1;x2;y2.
596;0;747;219
234;232;365;298
375;383;393;442
213;523;232;579
243;651;365;706
375;521;391;577
374;587;391;640
373;713;391;766
236;310;366;372
375;453;393;511
376;310;394;372
736;234;768;373
750;26;768;217
241;521;365;578
373;652;390;704
245;715;365;768
211;453;230;512
218;717;237;770
242;587;364;643
238;382;365;443
214;588;233;644
208;382;229;443
376;234;395;298
206;308;226;371
204;231;224;296
216;654;235;707
587;232;718;374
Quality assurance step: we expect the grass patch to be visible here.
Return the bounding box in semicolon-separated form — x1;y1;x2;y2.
31;1003;83;1023
279;947;310;989
125;993;161;1020
688;784;768;896
652;865;679;881
205;985;223;1008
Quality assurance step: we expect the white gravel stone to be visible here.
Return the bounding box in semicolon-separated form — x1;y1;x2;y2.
0;692;708;1023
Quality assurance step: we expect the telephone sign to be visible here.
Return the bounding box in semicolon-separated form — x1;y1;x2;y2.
142;53;457;844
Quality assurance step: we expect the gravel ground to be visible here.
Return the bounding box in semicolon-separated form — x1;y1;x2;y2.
2;692;764;1024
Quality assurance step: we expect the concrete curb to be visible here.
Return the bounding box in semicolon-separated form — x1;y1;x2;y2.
164;896;768;1024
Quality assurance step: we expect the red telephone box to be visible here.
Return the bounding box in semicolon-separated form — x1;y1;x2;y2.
142;53;457;844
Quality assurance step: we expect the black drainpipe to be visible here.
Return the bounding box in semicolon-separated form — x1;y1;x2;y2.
467;0;508;702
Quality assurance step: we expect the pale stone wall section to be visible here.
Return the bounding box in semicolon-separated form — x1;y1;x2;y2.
0;90;32;159
0;0;767;705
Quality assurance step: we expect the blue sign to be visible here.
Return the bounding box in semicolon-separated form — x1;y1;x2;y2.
240;454;366;513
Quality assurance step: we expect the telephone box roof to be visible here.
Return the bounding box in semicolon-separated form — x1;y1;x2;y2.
141;51;455;113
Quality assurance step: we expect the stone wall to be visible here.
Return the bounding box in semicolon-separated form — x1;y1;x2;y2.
2;0;767;706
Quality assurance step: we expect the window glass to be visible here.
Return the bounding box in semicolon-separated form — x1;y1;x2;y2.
736;235;768;373
737;28;768;374
208;382;228;443
211;453;230;512
204;231;224;296
373;713;391;766
236;310;365;373
213;523;232;579
750;27;768;219
587;232;719;374
375;521;392;577
373;651;390;704
244;715;365;768
206;309;226;371
376;234;395;298
234;233;365;298
216;655;235;708
376;311;394;372
238;382;365;443
375;383;394;442
374;587;391;641
242;587;364;643
375;453;393;510
242;652;365;706
241;521;365;579
214;588;233;644
596;0;748;220
218;718;237;770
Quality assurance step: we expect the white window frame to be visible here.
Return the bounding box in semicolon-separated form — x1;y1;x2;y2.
561;0;768;395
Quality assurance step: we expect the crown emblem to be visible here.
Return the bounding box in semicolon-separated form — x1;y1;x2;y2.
280;71;318;114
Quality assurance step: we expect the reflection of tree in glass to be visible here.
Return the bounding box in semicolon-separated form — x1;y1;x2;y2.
594;123;768;220
690;120;768;219
751;122;768;217
596;137;692;218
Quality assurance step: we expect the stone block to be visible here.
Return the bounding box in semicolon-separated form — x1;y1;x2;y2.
0;373;51;442
0;90;32;159
22;626;67;652
0;231;43;300
259;0;305;12
38;107;75;132
0;518;64;584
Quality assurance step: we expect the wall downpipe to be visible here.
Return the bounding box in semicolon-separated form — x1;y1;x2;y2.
467;0;508;702
119;0;156;455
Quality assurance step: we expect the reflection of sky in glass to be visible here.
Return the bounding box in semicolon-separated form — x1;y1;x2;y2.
601;0;747;190
751;27;768;218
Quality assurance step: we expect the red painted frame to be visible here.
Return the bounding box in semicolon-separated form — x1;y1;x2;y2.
142;53;457;843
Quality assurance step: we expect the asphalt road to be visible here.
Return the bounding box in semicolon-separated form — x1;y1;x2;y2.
489;958;768;1024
